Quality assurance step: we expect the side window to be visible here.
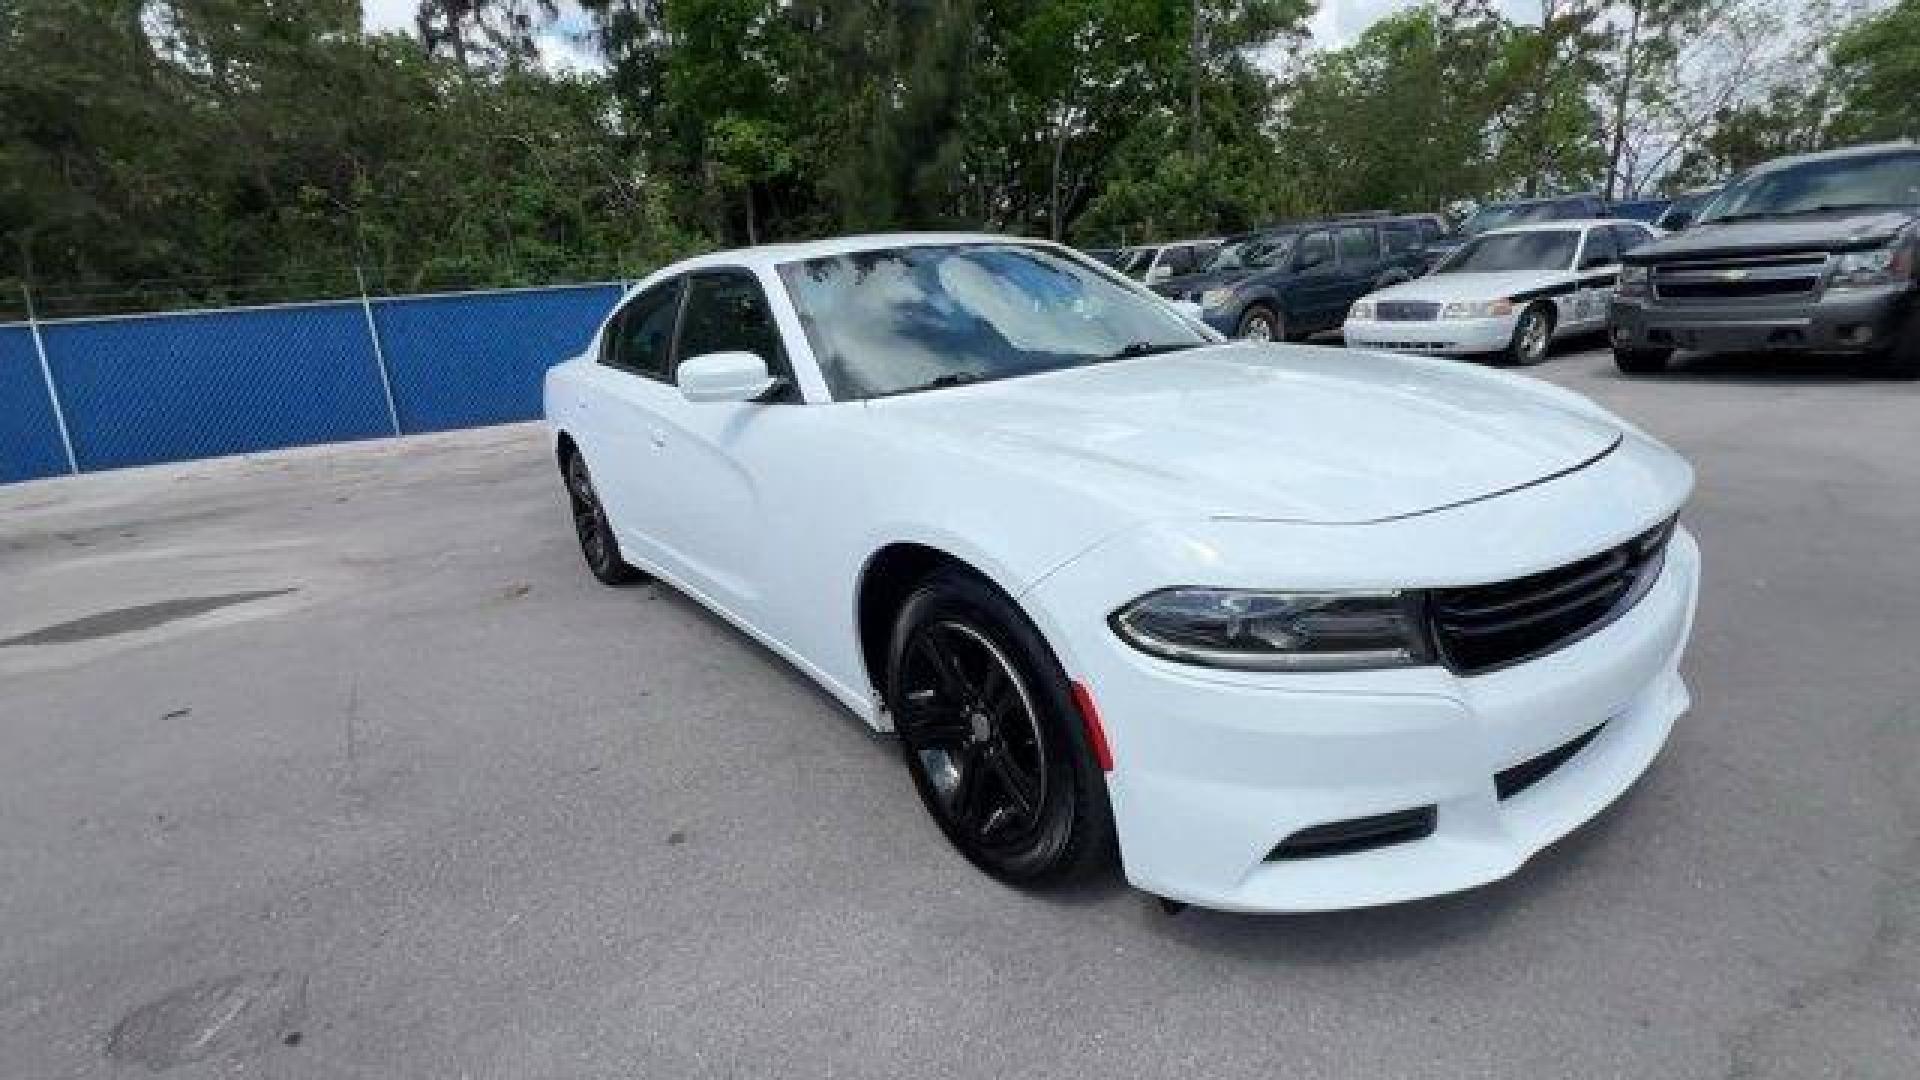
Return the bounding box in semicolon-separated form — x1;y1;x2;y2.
1382;224;1418;254
1417;218;1443;242
601;279;683;380
1613;224;1652;253
1580;227;1620;269
1296;231;1334;269
1161;246;1196;275
674;271;787;379
1337;226;1380;262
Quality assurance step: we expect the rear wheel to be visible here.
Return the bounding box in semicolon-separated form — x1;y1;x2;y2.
564;452;640;586
886;569;1115;885
1501;303;1555;366
1237;304;1283;342
1613;345;1673;375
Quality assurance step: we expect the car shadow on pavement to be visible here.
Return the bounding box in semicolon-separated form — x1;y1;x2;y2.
1607;351;1876;386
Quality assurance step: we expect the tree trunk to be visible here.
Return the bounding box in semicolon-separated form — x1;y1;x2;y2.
1049;113;1069;241
745;183;759;246
1604;0;1644;201
1189;0;1204;160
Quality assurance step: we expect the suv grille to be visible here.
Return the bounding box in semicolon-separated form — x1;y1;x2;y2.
1430;520;1675;676
1376;300;1441;322
1652;253;1828;301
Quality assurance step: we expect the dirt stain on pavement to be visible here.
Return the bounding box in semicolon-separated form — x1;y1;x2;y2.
0;589;296;647
105;971;307;1072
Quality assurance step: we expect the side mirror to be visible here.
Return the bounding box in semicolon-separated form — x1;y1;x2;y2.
1662;210;1695;231
678;351;780;403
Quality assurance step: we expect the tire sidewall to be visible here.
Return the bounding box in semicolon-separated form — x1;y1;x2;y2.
1506;303;1553;366
885;569;1115;884
1239;305;1281;342
566;454;637;585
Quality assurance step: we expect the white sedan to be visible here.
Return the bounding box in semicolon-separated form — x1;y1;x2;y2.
545;233;1699;913
1344;219;1661;365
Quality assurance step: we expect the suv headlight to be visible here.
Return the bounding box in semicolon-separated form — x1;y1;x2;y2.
1617;264;1650;297
1440;298;1514;319
1830;245;1911;290
1110;588;1434;671
1199;287;1237;309
1349;298;1377;320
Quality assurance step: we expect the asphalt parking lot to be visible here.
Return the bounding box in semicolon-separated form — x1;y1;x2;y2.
3;343;1916;1079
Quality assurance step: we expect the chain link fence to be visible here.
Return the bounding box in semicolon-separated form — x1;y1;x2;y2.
0;276;628;484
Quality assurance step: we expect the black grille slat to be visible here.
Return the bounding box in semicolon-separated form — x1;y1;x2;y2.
1267;806;1437;861
1376;300;1441;322
1432;521;1674;675
1652;253;1827;302
1496;724;1605;800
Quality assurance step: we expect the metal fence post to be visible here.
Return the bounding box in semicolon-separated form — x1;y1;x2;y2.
21;282;79;475
355;266;404;437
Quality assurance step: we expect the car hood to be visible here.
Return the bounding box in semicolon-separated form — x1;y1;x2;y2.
865;344;1621;525
1366;270;1565;304
1626;207;1916;263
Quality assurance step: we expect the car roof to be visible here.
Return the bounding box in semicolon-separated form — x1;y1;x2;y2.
661;232;1062;274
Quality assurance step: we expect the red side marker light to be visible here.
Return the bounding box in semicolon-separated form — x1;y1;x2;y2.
1070;680;1114;772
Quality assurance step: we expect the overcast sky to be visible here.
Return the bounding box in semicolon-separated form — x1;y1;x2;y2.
362;0;1549;58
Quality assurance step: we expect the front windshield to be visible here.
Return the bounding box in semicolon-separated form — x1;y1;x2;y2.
1204;233;1294;272
778;243;1209;400
1117;247;1154;277
1435;230;1580;274
1459;202;1565;236
1705;152;1920;221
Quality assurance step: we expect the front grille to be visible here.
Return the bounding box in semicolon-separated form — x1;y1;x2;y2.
1430;519;1675;676
1652;253;1827;301
1376;300;1441;322
1496;724;1605;800
1267;806;1437;861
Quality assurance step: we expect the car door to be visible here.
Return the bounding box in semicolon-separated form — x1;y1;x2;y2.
1285;230;1342;331
1334;225;1386;318
571;276;685;571
643;268;801;616
1568;226;1622;332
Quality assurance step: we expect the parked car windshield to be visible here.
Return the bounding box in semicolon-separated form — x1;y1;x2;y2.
1204;232;1295;271
778;243;1209;400
1434;230;1580;274
1703;151;1920;221
1459;201;1575;236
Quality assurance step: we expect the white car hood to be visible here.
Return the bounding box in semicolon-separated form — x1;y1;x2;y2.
1370;270;1571;304
866;344;1621;525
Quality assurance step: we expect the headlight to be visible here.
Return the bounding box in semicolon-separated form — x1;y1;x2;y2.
1439;298;1514;319
1830;245;1911;290
1616;264;1650;297
1349;298;1376;320
1110;588;1434;671
1199;287;1236;309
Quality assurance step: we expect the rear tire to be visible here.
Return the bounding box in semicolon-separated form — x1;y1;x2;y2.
1613;345;1673;374
885;568;1116;886
563;451;641;586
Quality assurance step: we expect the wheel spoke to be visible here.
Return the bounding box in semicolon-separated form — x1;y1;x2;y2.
946;746;989;829
900;701;972;748
985;745;1038;821
914;631;973;700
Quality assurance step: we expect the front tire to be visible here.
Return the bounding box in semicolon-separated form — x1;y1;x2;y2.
1237;304;1283;342
886;569;1115;885
1501;302;1555;366
564;452;640;586
1613;345;1673;374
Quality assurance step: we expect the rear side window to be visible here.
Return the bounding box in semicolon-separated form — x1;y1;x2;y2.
1382;224;1419;254
1296;231;1334;268
1417;218;1444;242
1337;226;1380;261
675;271;787;379
602;279;683;380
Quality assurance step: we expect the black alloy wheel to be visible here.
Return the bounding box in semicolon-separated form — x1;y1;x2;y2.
887;569;1114;884
565;452;639;585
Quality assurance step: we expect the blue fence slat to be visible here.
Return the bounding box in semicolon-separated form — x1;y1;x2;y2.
375;284;621;434
0;325;69;483
43;303;396;472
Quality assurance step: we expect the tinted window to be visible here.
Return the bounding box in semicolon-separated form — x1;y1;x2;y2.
675;272;786;378
1161;246;1196;275
1611;223;1653;253
1436;231;1581;274
1296;231;1334;268
1337;226;1380;261
1417;218;1444;242
1382;224;1419;254
1206;232;1295;271
1704;151;1920;221
1578;227;1618;269
778;243;1208;401
602;279;682;380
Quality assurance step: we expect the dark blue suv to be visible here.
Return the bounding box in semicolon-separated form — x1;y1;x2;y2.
1149;217;1430;340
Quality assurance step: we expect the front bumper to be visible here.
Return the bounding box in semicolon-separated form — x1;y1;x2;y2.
1343;314;1518;356
1023;437;1697;912
1611;283;1913;354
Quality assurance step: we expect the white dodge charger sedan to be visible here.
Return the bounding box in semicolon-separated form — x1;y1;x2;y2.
1344;219;1661;365
544;233;1699;913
